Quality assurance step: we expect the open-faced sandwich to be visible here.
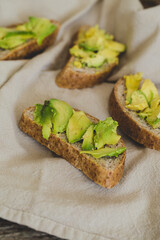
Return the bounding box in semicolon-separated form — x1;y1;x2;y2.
56;25;125;89
0;16;60;60
109;72;160;150
19;99;126;188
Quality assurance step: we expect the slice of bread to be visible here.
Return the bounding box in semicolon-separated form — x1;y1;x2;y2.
109;78;160;151
0;20;60;60
19;106;126;188
56;26;120;89
56;56;116;89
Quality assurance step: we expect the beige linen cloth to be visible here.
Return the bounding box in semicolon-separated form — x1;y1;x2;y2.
0;0;160;239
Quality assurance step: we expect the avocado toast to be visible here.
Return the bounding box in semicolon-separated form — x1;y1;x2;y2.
0;16;60;60
19;99;126;188
109;73;160;150
56;25;125;89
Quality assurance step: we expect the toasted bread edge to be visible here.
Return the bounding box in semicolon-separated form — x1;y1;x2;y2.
19;106;126;188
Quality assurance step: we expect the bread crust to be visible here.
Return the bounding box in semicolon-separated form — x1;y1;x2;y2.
109;78;160;150
19;106;126;188
0;20;60;60
55;25;119;89
56;57;116;89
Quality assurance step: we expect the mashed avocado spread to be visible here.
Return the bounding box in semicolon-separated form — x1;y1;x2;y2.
0;17;57;50
124;73;160;129
69;25;125;69
34;99;126;158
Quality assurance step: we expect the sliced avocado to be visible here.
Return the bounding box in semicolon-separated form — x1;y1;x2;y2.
138;107;152;119
94;117;121;149
107;57;119;64
78;25;113;46
5;31;35;39
79;35;106;51
98;48;119;64
84;25;102;38
66;111;92;144
79;25;108;51
124;72;142;104
0;38;26;49
105;40;126;52
0;27;13;40
41;104;54;140
0;17;56;49
73;24;125;69
16;24;27;31
82;124;95;150
138;112;148;120
0;16;56;49
72;47;119;68
124;73;160;129
105;33;114;40
80;147;126;158
0;31;35;49
141;79;158;105
150;97;160;109
24;16;57;45
70;45;94;58
126;90;148;111
34;101;54;140
99;48;119;58
33;104;43;125
49;99;73;134
73;60;82;68
0;37;26;49
81;55;106;68
151;118;160;128
146;106;160;128
77;30;85;43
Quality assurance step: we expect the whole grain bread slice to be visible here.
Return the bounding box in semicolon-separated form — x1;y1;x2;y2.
0;20;60;60
19;106;126;188
56;56;116;89
56;26;118;89
109;78;160;150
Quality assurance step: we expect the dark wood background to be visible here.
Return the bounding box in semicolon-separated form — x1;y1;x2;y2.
0;218;64;240
0;0;159;239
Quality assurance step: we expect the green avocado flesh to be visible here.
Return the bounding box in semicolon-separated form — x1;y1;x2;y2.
0;27;13;39
34;99;73;139
94;117;121;149
82;124;95;150
80;147;126;158
20;16;57;45
49;99;73;134
124;72;142;104
69;25;125;69
0;16;57;50
141;79;158;105
34;102;54;140
126;90;148;111
66;111;92;144
0;31;35;49
125;73;160;129
33;99;125;158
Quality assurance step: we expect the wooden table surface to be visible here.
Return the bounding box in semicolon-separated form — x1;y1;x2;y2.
0;1;159;239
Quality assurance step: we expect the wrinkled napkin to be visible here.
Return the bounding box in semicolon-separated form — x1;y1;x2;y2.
0;0;160;239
